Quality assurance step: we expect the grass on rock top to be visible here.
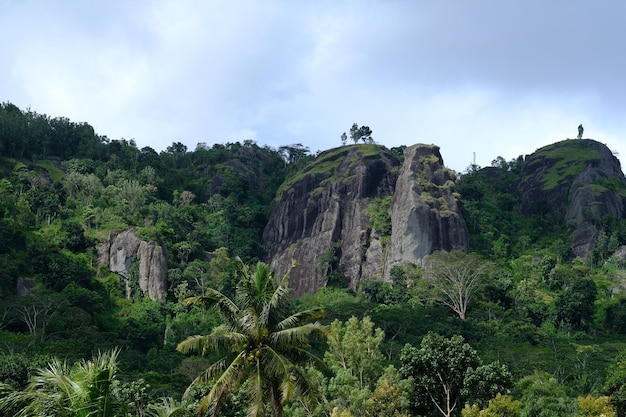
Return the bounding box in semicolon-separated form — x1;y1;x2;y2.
527;140;603;191
275;144;392;199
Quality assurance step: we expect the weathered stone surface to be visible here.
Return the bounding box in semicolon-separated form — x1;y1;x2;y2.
16;277;34;296
517;139;626;258
98;228;167;301
383;144;469;275
137;241;168;301
263;143;468;296
264;145;399;296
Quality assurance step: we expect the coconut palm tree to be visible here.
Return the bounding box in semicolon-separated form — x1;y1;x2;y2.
0;348;125;417
177;259;327;417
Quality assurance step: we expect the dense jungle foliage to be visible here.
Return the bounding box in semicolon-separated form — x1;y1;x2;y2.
3;102;626;416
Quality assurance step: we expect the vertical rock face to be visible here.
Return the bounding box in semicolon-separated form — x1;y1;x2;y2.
263;145;399;296
383;144;469;273
98;228;167;301
263;143;469;296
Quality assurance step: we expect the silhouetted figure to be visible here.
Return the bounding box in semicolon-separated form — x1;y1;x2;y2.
578;124;584;139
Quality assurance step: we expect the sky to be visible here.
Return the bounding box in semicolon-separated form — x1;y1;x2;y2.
2;0;626;173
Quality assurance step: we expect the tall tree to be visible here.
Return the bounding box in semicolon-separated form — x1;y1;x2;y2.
423;251;490;320
177;259;327;417
323;316;386;416
325;316;385;390
400;332;511;417
514;371;575;417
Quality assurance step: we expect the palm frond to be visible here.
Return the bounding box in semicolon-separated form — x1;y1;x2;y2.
271;322;327;350
262;346;296;392
31;360;82;400
247;357;265;417
183;289;240;328
146;397;194;417
262;344;321;407
177;329;247;356
191;351;247;416
281;362;321;406
283;346;326;369
275;307;325;332
260;280;290;328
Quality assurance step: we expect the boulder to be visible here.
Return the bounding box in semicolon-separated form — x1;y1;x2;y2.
98;228;167;301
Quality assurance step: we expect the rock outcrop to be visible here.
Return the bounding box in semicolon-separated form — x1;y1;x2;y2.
263;145;399;295
263;143;468;296
98;228;167;301
517;139;626;257
383;144;469;272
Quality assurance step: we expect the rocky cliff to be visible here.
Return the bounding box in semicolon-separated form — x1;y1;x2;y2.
384;144;469;271
98;228;168;301
263;143;468;296
517;139;626;257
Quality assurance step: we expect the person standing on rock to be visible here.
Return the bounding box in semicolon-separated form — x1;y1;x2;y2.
578;124;584;139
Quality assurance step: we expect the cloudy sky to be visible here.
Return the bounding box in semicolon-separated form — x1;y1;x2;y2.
1;0;625;172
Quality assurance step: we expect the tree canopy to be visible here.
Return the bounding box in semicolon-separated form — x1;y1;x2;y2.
176;259;327;417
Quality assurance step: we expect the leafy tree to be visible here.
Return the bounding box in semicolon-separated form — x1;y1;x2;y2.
322;316;386;416
176;259;327;417
331;407;354;417
121;299;167;351
462;362;512;408
325;316;385;390
576;395;615;417
348;123;373;144
279;144;313;171
0;354;36;389
400;332;511;417
364;366;412;417
603;350;626;417
423;251;490;320
462;394;521;417
555;277;596;331
514;371;575;417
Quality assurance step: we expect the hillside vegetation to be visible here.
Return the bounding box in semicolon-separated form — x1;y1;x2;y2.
3;102;626;416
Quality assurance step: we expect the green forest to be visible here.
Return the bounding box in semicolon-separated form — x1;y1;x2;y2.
2;101;626;416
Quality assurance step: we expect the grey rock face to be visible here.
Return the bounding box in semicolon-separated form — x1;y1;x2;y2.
383;144;469;274
264;144;468;296
517;139;626;258
16;277;34;296
264;146;399;296
98;228;167;301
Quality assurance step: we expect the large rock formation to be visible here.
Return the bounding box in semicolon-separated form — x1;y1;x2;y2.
383;144;469;272
517;139;626;257
98;228;168;301
263;143;468;296
264;145;399;295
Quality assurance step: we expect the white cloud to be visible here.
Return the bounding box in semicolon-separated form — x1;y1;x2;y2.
1;0;626;173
